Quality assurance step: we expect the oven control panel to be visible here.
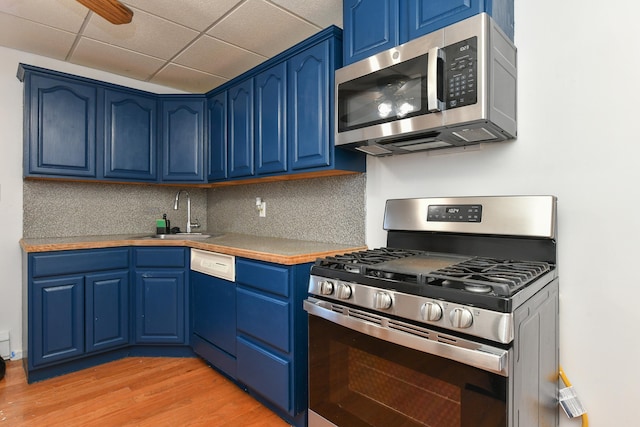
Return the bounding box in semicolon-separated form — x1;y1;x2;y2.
427;204;482;222
308;275;513;344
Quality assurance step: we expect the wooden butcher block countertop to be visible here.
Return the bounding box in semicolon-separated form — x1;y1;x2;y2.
20;233;367;265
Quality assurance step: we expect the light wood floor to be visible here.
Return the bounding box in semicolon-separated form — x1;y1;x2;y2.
0;357;291;426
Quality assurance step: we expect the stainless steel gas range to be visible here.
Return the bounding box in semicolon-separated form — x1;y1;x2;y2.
304;196;559;427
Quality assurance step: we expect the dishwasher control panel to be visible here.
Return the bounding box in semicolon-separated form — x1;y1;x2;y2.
191;248;236;282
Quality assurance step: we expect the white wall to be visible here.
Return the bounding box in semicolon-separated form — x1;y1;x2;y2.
366;0;638;425
0;46;181;359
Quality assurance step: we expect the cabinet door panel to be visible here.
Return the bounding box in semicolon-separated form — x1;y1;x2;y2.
135;271;185;343
32;276;85;367
343;0;399;65
255;64;287;175
27;74;96;177
104;90;157;181
161;98;205;182
86;270;129;352
228;80;254;178
237;287;290;353
207;92;228;180
237;336;292;413
288;41;332;170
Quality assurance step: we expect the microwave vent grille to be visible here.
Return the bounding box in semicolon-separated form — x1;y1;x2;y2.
452;127;499;143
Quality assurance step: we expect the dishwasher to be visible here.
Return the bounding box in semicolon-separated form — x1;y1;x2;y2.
190;248;237;379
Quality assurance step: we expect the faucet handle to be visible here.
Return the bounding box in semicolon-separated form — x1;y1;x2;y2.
190;219;200;229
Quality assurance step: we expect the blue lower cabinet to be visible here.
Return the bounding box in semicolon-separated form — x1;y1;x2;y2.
26;248;131;375
135;270;186;344
235;258;312;427
134;247;189;345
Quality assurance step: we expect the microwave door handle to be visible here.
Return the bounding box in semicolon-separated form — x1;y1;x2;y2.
427;47;444;112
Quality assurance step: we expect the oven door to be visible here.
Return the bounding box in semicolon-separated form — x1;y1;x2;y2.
305;298;509;427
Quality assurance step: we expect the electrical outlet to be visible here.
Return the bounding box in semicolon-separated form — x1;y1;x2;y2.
259;201;266;217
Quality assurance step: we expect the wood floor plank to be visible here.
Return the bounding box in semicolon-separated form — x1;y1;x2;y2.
0;357;291;426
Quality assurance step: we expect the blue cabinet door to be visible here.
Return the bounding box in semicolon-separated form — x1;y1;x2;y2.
25;73;97;177
207;92;228;181
31;276;85;367
343;0;399;65
161;97;206;182
255;63;287;175
103;89;157;181
135;270;186;344
287;40;333;171
228;79;254;178
401;0;514;43
85;270;129;353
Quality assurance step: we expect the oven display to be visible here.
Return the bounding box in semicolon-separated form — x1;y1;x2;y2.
428;204;482;222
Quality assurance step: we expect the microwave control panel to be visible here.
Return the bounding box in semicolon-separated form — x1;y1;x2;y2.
444;37;478;110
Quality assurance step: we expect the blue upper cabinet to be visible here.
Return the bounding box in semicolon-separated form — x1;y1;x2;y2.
207;92;228;181
22;71;97;178
343;0;399;66
343;0;514;66
160;97;206;183
228;78;254;179
255;63;287;175
104;89;157;181
401;0;514;43
287;41;332;171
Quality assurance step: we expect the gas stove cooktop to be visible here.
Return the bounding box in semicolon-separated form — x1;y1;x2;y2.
310;248;556;312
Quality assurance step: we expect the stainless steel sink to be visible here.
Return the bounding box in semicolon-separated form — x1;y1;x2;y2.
145;233;222;240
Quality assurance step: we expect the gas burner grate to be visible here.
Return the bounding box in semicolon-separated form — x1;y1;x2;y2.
427;257;552;296
315;248;423;274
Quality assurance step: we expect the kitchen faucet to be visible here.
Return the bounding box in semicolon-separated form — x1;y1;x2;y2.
173;190;200;233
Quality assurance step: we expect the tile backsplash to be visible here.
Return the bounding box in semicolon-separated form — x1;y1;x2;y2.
23;181;207;238
23;174;366;245
207;174;366;246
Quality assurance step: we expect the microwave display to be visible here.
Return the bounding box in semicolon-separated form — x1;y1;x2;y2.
337;37;478;134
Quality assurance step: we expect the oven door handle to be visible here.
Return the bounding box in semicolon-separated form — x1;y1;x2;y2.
304;298;509;376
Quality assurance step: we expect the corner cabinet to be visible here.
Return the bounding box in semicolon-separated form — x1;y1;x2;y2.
343;0;514;66
134;247;189;344
25;248;130;380
235;258;312;427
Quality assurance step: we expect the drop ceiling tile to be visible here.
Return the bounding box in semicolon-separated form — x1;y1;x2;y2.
270;0;343;28
82;6;198;60
0;0;87;33
152;63;227;93
207;0;319;57
122;0;243;31
0;13;76;60
70;37;166;82
174;35;266;79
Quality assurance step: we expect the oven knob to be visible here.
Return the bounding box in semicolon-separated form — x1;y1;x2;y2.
374;292;392;309
319;280;334;295
421;302;443;321
449;308;473;328
336;283;352;299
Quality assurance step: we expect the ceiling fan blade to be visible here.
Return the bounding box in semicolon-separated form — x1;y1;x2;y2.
76;0;133;25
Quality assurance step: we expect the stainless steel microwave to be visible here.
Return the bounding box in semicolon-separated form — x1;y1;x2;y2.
335;13;517;156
